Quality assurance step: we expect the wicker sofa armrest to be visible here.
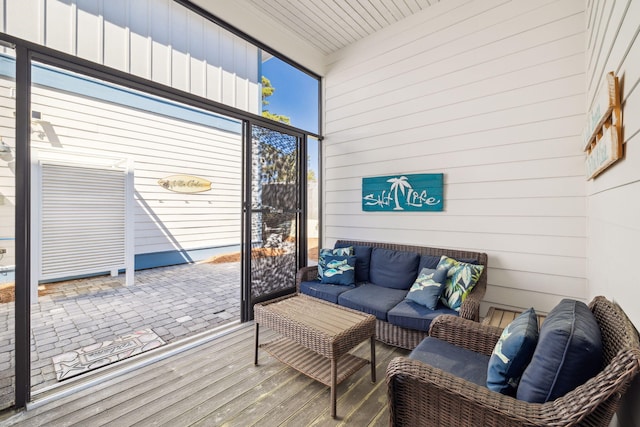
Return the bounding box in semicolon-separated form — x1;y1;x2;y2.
295;265;318;291
386;346;640;427
458;262;487;322
458;283;485;321
428;315;503;356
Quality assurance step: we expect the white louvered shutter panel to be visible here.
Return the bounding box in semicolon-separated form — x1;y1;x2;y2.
40;163;126;279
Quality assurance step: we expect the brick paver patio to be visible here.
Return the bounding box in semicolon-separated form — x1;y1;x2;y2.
0;260;241;406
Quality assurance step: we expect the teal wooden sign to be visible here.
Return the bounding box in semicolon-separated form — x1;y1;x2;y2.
362;173;443;211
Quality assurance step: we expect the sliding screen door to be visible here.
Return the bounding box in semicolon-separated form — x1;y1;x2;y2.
244;124;301;311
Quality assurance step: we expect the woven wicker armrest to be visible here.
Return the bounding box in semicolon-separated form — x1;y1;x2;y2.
458;291;482;321
295;265;318;291
458;277;486;321
428;315;503;356
387;345;640;427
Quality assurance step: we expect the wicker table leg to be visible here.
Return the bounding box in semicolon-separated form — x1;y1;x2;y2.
331;358;337;418
254;322;259;365
370;336;376;383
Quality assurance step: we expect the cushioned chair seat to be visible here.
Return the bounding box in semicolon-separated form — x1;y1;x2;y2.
409;337;490;386
387;300;457;332
338;284;407;320
299;280;355;304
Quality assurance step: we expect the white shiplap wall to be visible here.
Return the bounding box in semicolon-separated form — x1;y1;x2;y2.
584;4;640;423
323;0;587;315
25;83;242;257
0;0;259;114
586;0;640;327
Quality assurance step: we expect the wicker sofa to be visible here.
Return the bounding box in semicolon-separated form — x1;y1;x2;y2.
386;296;640;426
296;239;488;350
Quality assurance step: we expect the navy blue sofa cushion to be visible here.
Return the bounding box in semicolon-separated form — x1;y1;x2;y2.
410;337;490;386
334;243;372;283
369;248;420;290
387;300;457;332
418;254;441;271
486;308;539;396
299;280;355;304
517;299;603;403
338;284;407;320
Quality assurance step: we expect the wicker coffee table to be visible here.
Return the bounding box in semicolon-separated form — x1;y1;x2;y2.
254;294;376;418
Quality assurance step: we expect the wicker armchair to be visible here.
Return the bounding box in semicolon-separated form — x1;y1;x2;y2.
386;296;640;426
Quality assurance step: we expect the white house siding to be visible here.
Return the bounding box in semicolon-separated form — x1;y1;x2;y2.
323;0;587;315
586;1;640;327
23;71;242;264
0;0;260;114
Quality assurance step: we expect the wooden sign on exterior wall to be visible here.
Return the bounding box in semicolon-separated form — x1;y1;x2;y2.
158;175;212;193
362;173;443;212
583;72;623;180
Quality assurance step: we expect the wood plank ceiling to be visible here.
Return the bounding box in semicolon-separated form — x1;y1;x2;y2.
244;0;441;55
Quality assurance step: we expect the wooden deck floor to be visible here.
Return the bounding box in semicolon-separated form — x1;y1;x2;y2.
2;323;409;426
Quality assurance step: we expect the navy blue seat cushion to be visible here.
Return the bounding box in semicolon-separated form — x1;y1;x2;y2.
368;248;420;290
517;299;603;403
299;280;355;304
410;337;490;386
387;300;457;332
338;284;407;320
486;308;539;396
335;243;372;283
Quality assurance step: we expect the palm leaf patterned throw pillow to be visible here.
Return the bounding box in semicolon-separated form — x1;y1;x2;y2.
436;255;484;311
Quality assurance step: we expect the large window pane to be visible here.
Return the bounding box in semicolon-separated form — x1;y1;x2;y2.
0;50;16;410
29;61;243;393
307;137;319;265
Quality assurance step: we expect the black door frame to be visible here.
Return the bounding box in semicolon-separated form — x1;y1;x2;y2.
240;120;308;322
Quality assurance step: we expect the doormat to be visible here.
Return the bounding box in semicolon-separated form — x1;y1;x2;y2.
51;328;165;381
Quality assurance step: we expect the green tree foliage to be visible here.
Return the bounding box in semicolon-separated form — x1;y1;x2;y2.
259;76;316;184
258;75;297;185
261;76;290;124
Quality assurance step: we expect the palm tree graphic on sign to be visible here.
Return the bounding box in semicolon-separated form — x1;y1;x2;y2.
387;176;413;210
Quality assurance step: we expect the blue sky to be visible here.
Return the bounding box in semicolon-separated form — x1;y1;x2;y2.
261;57;319;135
261;57;320;175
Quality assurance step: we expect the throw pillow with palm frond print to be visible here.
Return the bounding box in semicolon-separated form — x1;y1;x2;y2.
436;255;485;311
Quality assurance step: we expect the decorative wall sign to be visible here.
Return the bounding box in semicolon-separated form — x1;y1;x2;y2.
158;175;212;193
362;173;443;211
586;123;622;180
582;72;620;150
582;71;623;179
